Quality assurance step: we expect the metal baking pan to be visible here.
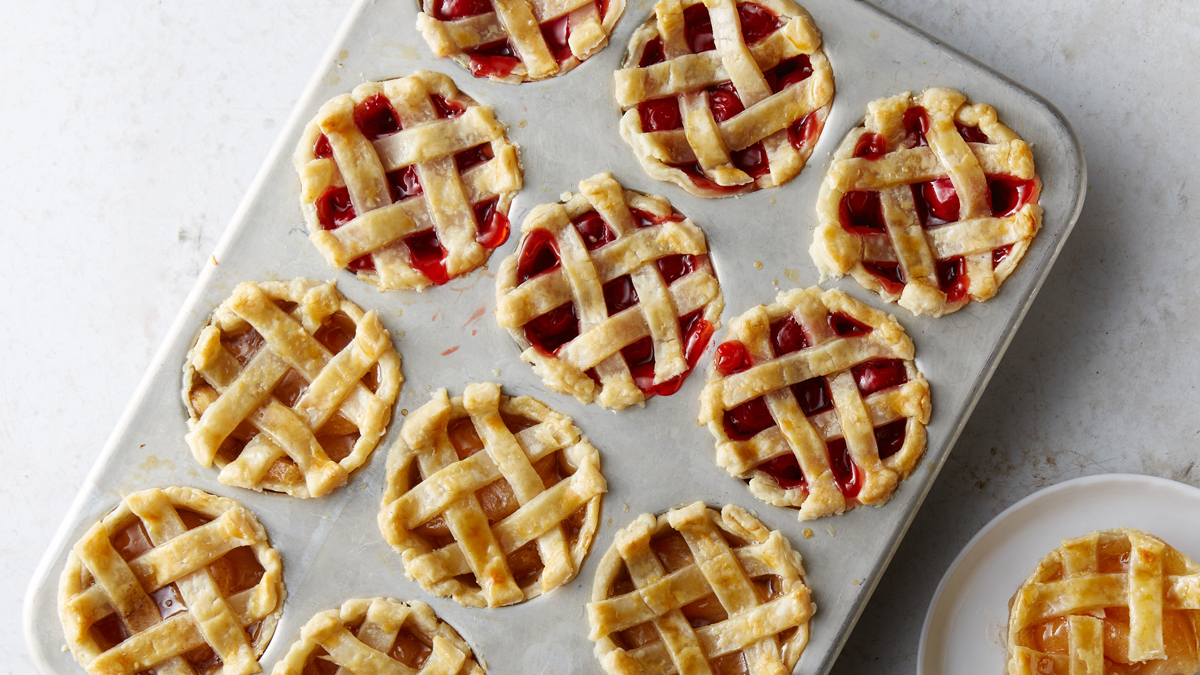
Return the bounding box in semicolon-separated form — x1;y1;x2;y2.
24;0;1085;671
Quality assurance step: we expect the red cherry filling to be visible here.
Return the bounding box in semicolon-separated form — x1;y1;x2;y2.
988;175;1038;217
455;143;494;173
992;244;1014;268
902;106;930;147
853;132;887;160
937;256;969;303
737;3;781;44
769;315;808;356
435;0;491;20
603;276;639;315
874;419;907;460
314;134;332;159
573;212;616;250
723;396;773;440
540;14;573;63
638;97;683;132
759;453;806;489
639;37;666;67
473;198;510;248
825;438;861;498
628;310;714;396
708;82;744;123
851;358;907;396
956;122;988;143
713;340;749;376
525;303;579;354
792;376;832;416
668;163;746;195
348;255;376;272
912;177;960;226
683;4;714;53
404;231;451;285
516;229;561;283
763;55;812;94
354;94;401;141
631;208;681;228
732;143;770;179
386;166;422;202
787;112;818;151
431;94;466;119
862;262;905;294
317;186;356;230
656;254;699;284
466;40;521;79
839;191;886;233
828;312;871;337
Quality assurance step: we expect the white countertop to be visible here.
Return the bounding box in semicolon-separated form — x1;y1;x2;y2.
5;0;1197;672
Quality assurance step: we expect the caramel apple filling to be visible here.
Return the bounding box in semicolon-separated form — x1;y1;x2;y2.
301;624;432;675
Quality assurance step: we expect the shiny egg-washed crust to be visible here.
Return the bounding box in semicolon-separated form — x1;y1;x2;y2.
1008;528;1200;675
588;502;814;675
615;0;834;198
293;71;522;290
811;87;1043;317
417;0;626;84
58;487;285;675
495;172;723;410
379;383;606;608
698;287;931;520
272;597;484;675
183;278;403;498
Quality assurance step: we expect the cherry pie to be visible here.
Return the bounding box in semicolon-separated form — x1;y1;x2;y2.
379;383;606;607
495;172;723;410
183;279;403;498
1008;528;1200;675
614;0;834;198
588;502;814;675
416;0;626;83
294;71;522;290
811;88;1042;317
58;487;285;675
698;287;930;520
272;597;484;675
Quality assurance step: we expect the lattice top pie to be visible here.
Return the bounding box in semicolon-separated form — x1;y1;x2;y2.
272;597;484;675
588;502;814;675
698;287;930;520
58;487;285;675
379;383;606;607
614;0;834;198
811;88;1043;317
417;0;626;83
294;72;522;290
496;172;723;410
1008;528;1200;675
183;279;403;498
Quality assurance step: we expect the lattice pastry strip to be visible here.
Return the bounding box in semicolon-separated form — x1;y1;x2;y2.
272;597;484;675
1007;528;1200;675
811;87;1043;317
183;279;402;498
588;502;814;675
57;487;285;675
698;287;931;520
614;0;834;198
379;383;606;607
416;0;626;83
294;71;522;290
496;172;723;410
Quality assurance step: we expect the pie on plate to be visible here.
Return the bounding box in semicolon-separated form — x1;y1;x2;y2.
811;88;1042;317
379;382;606;607
698;286;930;520
495;172;723;410
183;278;402;498
57;487;285;675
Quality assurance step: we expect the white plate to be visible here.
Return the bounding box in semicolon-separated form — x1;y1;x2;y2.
918;473;1200;675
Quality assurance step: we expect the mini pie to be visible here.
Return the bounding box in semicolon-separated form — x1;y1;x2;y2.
588;502;814;675
183;278;403;498
811;88;1042;317
416;0;626;84
58;487;285;675
294;71;522;290
614;0;834;198
495;172;723;410
379;383;606;607
1008;528;1200;675
272;598;483;675
698;287;931;520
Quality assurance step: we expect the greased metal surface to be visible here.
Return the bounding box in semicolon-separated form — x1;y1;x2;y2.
23;0;1085;673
